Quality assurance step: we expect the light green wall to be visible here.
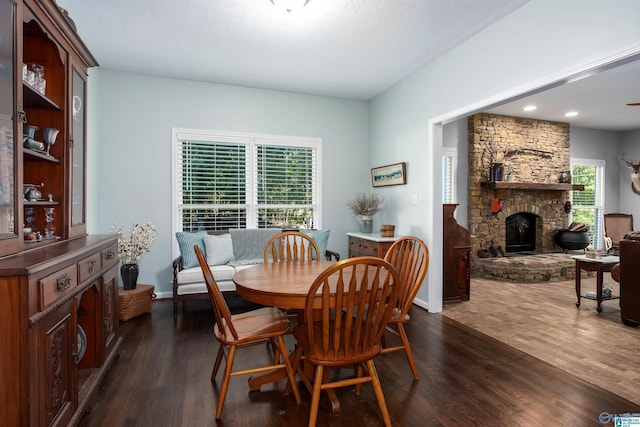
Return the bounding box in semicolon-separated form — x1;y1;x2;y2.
86;0;640;306
368;0;640;311
86;70;368;295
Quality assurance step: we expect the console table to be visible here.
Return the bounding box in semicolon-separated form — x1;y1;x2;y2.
572;255;620;312
347;232;400;258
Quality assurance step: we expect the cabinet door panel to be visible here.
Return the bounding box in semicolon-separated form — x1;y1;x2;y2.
69;66;86;238
103;266;119;355
0;0;18;257
43;299;76;427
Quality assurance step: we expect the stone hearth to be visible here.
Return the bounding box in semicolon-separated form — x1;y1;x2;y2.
472;253;578;283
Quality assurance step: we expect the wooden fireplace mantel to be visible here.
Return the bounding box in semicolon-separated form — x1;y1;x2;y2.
481;181;585;191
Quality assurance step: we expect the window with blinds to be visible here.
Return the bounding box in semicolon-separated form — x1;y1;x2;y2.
442;148;457;204
173;129;321;233
571;158;604;249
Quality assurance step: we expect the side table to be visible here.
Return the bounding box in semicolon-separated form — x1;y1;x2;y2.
118;284;156;321
572;255;619;312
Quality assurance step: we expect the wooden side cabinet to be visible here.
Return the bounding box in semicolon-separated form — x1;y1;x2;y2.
443;204;471;302
0;235;121;427
347;232;399;258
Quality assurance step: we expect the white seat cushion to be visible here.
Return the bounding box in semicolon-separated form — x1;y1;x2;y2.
176;264;235;285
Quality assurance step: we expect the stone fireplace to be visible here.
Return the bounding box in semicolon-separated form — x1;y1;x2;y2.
468;114;578;274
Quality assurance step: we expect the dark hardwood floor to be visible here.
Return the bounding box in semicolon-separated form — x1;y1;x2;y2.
79;297;639;427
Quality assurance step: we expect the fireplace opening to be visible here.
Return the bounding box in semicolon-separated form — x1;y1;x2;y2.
505;212;537;253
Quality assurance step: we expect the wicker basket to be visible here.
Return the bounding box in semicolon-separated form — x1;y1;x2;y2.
119;284;155;321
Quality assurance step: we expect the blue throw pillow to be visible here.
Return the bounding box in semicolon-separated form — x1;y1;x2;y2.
175;231;207;269
302;229;330;260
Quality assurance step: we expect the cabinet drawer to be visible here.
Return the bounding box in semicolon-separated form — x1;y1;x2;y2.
101;243;119;266
78;252;101;282
349;237;378;257
39;265;78;310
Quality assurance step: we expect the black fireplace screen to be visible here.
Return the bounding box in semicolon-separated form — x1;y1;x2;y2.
505;212;537;252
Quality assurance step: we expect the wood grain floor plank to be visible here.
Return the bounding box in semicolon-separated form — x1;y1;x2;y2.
79;292;639;426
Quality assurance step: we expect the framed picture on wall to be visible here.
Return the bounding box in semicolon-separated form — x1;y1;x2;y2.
371;162;406;187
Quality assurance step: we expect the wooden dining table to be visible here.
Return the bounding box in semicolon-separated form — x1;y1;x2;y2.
233;259;336;310
233;260;340;410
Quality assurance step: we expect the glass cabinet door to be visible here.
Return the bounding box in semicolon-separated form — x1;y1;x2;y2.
71;67;85;230
0;0;16;239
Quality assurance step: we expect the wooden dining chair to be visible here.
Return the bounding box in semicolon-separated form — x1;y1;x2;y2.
381;236;430;380
604;213;634;254
292;256;400;427
264;231;321;263
194;245;301;420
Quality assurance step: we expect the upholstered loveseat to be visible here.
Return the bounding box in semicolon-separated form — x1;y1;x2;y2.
172;228;339;319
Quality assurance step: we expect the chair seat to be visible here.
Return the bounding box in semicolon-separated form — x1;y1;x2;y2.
293;322;382;366
215;306;290;344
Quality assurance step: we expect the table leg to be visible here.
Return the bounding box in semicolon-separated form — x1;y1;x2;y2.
248;368;288;391
575;261;582;307
596;266;603;313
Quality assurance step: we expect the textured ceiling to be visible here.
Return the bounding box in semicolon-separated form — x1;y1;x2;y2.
56;0;530;100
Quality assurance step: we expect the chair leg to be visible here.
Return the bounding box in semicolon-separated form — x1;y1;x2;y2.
354;363;364;396
211;344;225;383
398;324;419;380
277;335;301;405
366;359;392;427
215;345;236;420
308;365;324;427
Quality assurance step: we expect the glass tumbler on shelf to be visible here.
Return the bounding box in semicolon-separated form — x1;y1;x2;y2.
25;207;35;229
44;207;55;240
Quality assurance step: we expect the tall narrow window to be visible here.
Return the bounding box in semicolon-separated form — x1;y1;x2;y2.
172;129;321;254
571;158;604;250
442;148;457;204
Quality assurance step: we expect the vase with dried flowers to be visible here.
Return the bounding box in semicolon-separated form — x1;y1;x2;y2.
347;192;384;233
112;222;158;290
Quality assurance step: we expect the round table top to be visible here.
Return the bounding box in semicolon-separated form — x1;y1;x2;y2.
233;260;336;309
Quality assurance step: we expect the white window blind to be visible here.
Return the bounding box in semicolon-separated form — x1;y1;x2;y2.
442;148;457;204
571;158;604;250
173;129;321;236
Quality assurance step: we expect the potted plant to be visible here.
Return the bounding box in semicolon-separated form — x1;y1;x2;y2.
347;192;384;233
112;222;158;289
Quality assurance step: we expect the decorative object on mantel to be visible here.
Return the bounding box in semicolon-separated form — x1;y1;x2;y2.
489;162;504;182
112;222;158;290
371;162;406;187
347;192;383;234
618;153;640;195
558;170;572;183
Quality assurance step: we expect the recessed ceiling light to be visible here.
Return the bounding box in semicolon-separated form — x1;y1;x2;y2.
565;111;578;117
523;105;537;112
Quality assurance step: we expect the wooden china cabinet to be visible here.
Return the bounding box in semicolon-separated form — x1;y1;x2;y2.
0;1;121;426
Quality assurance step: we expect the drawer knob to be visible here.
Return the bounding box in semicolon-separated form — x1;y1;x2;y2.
106;250;116;260
57;274;72;292
88;260;95;274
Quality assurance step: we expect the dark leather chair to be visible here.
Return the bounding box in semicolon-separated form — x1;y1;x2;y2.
617;234;640;327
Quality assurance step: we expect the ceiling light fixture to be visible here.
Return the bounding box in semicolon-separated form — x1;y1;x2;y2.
565;111;578;117
270;0;309;14
523;105;537;112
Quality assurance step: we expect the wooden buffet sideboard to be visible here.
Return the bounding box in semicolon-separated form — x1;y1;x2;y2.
0;235;121;426
0;2;121;426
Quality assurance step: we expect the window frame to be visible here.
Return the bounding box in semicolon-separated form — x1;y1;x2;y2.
171;128;322;258
570;157;605;250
